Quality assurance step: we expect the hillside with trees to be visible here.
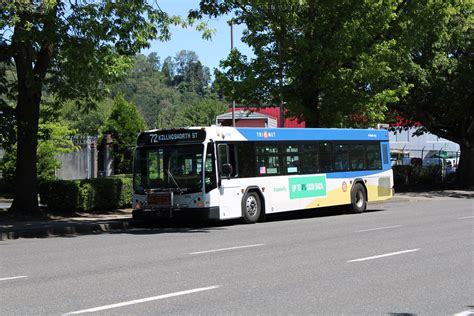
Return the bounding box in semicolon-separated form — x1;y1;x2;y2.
111;51;227;130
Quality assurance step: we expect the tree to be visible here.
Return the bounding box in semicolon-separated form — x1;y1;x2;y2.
61;99;113;136
114;54;181;129
102;95;146;174
170;50;211;95
193;0;411;127
0;1;174;216
173;94;228;127
161;56;176;86
195;0;474;187
114;51;214;129
0;122;77;188
391;1;474;187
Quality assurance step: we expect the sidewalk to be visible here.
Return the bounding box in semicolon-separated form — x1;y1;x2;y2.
1;190;472;241
394;190;474;201
0;207;133;241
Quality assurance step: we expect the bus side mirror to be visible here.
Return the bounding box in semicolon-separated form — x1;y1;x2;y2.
222;163;233;180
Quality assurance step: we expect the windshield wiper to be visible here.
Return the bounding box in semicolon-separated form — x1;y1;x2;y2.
166;169;183;194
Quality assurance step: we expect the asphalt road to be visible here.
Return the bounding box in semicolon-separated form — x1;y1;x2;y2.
1;197;473;315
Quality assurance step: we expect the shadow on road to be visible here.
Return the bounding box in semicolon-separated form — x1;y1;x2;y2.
397;190;474;199
264;206;384;223
122;206;386;236
1;205;387;240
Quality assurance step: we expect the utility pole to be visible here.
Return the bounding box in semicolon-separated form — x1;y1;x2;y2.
230;22;236;127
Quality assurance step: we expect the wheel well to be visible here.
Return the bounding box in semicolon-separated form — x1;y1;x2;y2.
353;179;368;201
243;187;266;220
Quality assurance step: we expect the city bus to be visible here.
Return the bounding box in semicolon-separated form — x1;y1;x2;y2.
132;126;393;223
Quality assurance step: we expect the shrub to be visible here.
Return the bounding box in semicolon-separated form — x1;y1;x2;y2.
39;175;133;213
393;164;443;190
110;174;133;208
39;180;82;212
419;165;442;185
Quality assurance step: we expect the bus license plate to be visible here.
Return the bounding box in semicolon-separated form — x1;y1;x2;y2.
147;193;171;207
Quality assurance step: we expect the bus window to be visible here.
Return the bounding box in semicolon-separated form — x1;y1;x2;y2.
204;145;217;192
256;144;281;175
334;143;350;171
301;143;319;174
284;145;300;174
319;142;333;172
350;144;366;170
367;144;382;170
217;143;237;177
237;142;257;178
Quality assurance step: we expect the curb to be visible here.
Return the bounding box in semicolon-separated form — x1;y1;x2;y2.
0;219;133;241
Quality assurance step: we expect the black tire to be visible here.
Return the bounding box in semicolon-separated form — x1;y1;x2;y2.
350;183;367;213
242;191;261;224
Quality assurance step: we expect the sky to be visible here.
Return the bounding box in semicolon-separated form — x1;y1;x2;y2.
142;0;254;73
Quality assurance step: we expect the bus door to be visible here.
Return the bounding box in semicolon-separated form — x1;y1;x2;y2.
217;143;241;219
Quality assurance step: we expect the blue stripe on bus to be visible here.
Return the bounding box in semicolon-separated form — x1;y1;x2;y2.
326;170;387;179
236;128;389;142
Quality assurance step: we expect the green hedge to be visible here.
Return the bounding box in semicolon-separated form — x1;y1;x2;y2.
393;165;442;190
39;174;132;212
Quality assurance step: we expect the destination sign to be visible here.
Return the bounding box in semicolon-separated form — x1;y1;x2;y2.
138;130;206;145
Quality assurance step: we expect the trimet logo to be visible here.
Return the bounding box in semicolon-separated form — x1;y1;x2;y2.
256;131;276;139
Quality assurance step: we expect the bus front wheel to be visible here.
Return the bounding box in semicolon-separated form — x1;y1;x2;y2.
242;192;261;224
350;183;367;213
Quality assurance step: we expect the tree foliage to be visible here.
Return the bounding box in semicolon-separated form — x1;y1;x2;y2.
0;122;77;187
60;99;113;136
102;95;146;174
114;52;225;129
193;0;413;127
0;0;176;215
157;93;228;128
194;0;474;186
390;1;474;186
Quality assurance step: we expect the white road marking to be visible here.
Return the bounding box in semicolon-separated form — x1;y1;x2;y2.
189;243;264;255
458;215;474;219
0;276;28;282
347;249;420;263
454;309;474;316
64;285;220;315
355;225;402;233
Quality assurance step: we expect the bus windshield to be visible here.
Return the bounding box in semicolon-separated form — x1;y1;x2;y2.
133;144;204;194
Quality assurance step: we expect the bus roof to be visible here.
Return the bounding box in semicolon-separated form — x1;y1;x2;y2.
138;126;389;144
232;127;389;142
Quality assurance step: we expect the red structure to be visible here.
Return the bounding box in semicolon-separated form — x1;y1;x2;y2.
229;107;305;128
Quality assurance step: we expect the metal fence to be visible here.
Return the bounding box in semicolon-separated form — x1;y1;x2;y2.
56;136;98;180
390;148;460;166
391;148;460;182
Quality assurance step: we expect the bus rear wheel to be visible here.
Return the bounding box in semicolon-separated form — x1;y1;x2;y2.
242;192;261;224
350;183;367;213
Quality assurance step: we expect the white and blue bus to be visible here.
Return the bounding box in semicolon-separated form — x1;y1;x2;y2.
132;126;393;223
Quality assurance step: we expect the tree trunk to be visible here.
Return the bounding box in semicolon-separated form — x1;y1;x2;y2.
457;143;474;188
9;87;42;217
302;98;321;128
8;8;55;218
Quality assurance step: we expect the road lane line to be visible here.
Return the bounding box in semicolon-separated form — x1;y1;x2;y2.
347;249;420;263
64;285;220;315
189;243;264;255
458;215;474;219
0;276;28;282
355;225;402;233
